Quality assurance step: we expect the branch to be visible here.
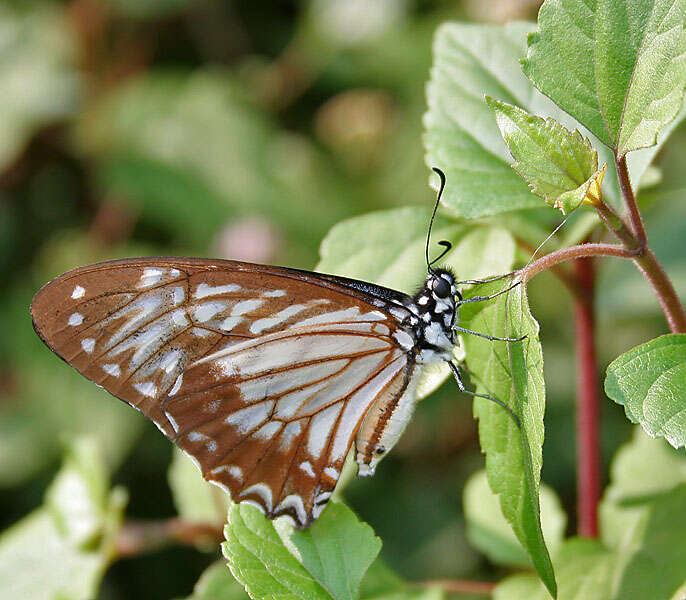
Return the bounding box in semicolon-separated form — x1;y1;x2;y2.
520;243;637;283
413;579;496;595
616;154;647;246
515;237;581;297
573;258;600;537
633;248;686;333
115;518;224;559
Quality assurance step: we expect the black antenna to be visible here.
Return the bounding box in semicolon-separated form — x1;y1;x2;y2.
426;167;448;273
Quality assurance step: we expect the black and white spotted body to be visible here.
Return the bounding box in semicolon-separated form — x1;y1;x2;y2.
406;268;460;364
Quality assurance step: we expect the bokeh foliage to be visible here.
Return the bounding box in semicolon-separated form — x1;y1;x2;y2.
1;0;684;599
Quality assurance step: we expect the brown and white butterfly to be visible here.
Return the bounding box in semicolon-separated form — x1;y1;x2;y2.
30;171;518;529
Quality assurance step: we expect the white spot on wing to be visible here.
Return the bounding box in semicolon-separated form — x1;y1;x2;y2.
220;316;243;331
299;461;315;477
224;401;274;434
263;289;286;298
159;349;182;374
307;403;343;459
138;268;164;288
212;464;243;481
193;301;229;323
102;363;121;377
250;304;307;334
231;299;264;316
278;421;303;452
393;330;414;350
81;338;95;353
290;307;386;328
194;283;241;299
71;285;85;299
134;381;157;398
169;374;183;396
324;466;338;480
252;421;282;441
165;411;179;433
68;313;83;326
275;494;307;526
241;483;274;512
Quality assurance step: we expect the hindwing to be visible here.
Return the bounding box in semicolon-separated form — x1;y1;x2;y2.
31;258;417;527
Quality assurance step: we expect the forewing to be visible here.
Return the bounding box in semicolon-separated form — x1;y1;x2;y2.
31;258;416;526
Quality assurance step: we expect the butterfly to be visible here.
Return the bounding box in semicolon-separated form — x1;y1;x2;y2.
30;168;520;529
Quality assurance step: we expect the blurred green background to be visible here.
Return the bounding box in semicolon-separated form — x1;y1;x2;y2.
0;0;683;598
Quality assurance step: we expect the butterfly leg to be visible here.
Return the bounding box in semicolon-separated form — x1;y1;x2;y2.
455;279;521;306
448;361;521;428
454;271;517;286
453;325;525;343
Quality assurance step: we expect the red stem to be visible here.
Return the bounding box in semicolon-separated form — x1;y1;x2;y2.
573;258;600;537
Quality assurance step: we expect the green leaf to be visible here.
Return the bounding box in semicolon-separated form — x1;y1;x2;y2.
605;427;686;504
223;502;383;600
424;22;543;217
486;98;606;214
168;447;231;526
601;485;686;599
223;503;333;600
604;334;686;448
182;562;250;600
494;539;614;600
464;469;566;568
281;503;382;600
461;283;556;597
522;0;686;156
0;437;127;600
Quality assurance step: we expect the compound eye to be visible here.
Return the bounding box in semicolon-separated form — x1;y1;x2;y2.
433;277;451;299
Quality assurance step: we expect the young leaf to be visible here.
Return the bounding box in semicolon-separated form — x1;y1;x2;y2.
182;562;250;600
0;4;79;171
168;447;231;526
522;0;686;157
605;427;686;503
281;503;382;600
461;283;556;597
464;469;566;568
494;539;614;600
223;503;333;600
602;485;686;599
605;334;686;448
0;437;127;600
358;558;444;600
486;98;607;214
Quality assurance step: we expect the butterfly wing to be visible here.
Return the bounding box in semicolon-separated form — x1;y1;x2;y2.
31;258;417;527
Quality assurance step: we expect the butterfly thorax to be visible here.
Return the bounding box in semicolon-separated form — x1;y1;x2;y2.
406;268;458;364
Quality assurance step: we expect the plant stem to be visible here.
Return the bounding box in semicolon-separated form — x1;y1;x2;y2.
413;579;495;595
633;248;686;333
115;518;223;558
515;237;581;297
521;243;636;283
616;155;647;246
573;258;600;537
598;160;686;333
